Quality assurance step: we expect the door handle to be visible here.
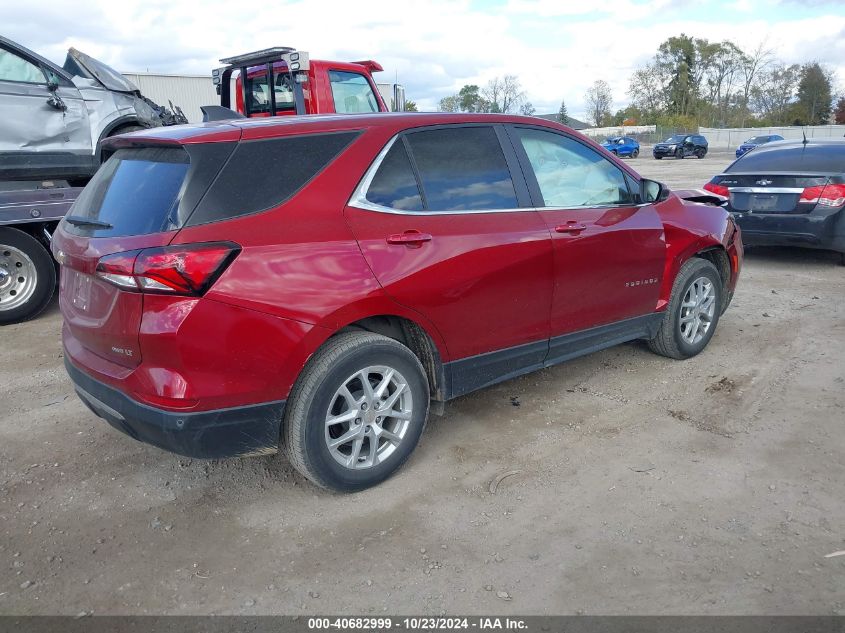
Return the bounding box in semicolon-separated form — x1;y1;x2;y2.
386;231;432;247
554;222;587;234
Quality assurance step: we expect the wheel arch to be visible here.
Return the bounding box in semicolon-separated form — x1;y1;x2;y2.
96;115;149;163
336;315;448;407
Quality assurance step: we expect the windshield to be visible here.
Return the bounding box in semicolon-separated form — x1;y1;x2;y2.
663;135;686;143
746;136;767;144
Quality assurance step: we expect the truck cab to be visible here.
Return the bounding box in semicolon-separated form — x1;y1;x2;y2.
211;47;403;119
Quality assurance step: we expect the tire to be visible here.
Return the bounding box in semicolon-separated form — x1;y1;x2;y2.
0;228;56;325
696;148;706;159
283;332;430;492
648;258;722;360
654;155;662;160
675;148;684;159
631;149;639;158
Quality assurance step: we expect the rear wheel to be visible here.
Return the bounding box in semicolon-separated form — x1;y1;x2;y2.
0;228;56;325
283;332;430;492
648;258;722;360
695;148;706;159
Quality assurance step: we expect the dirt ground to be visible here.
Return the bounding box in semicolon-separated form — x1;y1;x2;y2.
2;150;844;616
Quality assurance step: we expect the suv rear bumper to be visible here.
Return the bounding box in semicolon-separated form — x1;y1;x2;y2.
66;358;285;459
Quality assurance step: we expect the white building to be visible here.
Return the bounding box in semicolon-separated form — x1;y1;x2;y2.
122;72;219;123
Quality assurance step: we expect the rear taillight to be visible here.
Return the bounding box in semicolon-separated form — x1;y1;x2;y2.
800;184;845;207
95;242;240;296
703;182;729;197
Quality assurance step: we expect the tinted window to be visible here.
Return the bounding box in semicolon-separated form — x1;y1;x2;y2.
244;68;295;115
516;127;633;207
189;131;360;225
405;127;518;211
366;141;424;211
727;143;845;173
0;49;44;83
66;148;190;237
329;71;380;113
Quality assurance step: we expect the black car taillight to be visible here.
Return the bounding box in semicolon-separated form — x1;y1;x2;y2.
800;184;845;207
703;182;729;197
95;242;241;296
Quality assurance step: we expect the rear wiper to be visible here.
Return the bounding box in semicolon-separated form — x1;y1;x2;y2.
64;215;113;229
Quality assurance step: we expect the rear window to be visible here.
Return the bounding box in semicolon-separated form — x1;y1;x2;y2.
66;147;190;237
728;144;845;173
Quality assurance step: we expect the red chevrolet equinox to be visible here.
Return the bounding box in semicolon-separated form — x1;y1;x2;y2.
52;113;742;491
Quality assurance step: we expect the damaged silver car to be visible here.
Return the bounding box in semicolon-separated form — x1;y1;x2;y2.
0;35;186;182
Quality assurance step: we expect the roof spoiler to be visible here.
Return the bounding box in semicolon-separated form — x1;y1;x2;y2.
351;60;384;73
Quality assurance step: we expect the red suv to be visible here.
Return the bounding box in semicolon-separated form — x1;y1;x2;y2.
52;113;742;492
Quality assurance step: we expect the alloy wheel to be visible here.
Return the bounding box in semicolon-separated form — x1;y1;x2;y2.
678;276;716;345
324;365;413;470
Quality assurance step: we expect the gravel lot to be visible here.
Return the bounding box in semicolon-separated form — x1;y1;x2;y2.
2;149;844;616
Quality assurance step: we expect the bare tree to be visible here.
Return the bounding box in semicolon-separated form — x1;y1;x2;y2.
481;75;526;113
585;80;613;126
438;95;460;112
750;63;800;123
628;63;667;117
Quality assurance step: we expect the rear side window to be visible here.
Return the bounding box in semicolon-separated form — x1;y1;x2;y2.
189;131;360;225
329;71;380;114
66;147;190;237
728;144;845;173
366;141;424;211
405;127;518;211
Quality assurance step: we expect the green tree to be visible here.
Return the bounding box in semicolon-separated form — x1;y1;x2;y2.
795;63;833;125
404;100;419;112
520;102;536;116
458;85;484;112
557;100;569;125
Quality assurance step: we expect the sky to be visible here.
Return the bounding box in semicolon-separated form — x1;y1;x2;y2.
4;0;845;119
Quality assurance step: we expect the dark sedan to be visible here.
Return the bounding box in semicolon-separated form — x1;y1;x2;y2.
735;134;784;158
704;139;845;264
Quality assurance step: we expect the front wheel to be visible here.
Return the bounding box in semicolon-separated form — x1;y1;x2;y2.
631;149;639;158
675;148;684;159
0;227;56;325
648;258;722;360
283;332;430;492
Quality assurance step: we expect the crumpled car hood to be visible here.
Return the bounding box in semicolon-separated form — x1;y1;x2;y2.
63;47;139;93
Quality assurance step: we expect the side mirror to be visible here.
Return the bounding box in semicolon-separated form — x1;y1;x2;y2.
640;179;669;204
47;79;59;93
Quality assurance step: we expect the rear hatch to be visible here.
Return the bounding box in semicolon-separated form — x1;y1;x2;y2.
53;140;237;370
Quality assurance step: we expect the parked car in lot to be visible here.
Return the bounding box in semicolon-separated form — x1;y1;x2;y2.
653;134;708;159
601;136;640;158
704;138;845;264
52;113;742;491
735;134;784;158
